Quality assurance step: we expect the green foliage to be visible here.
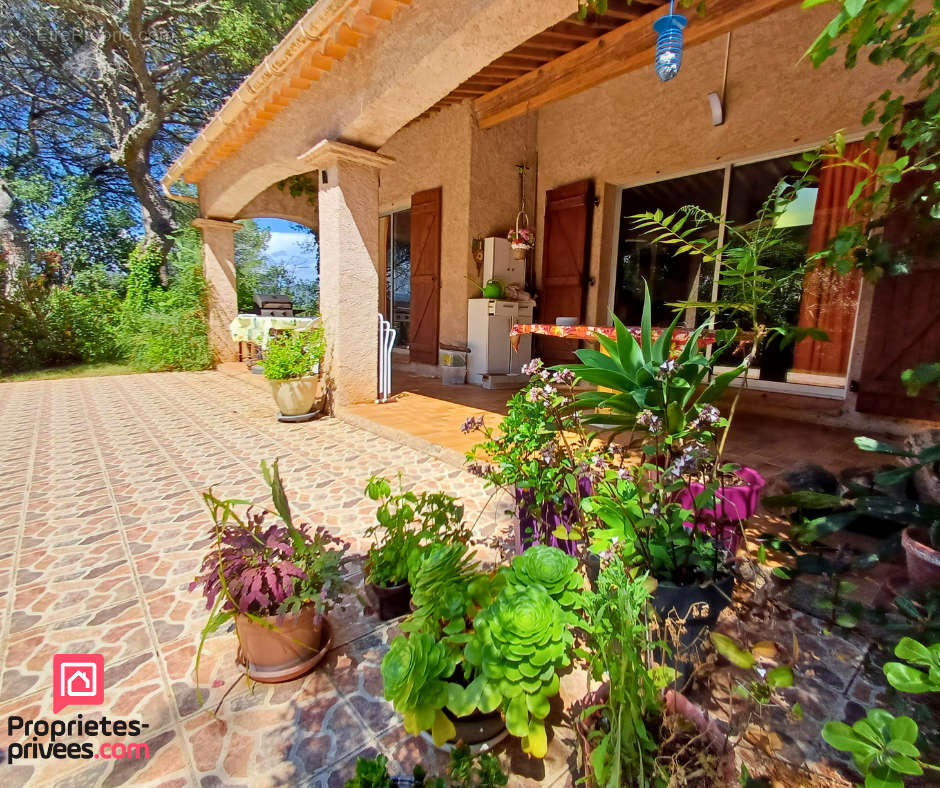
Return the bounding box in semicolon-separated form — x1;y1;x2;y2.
802;0;940;279
822;633;940;787
8;174;136;275
822;710;924;788
464;364;597;548
580;562;661;787
883;637;940;694
901;363;940;400
445;745;508;788
363;476;469;588
192;459;349;698
630;181;826;353
124;240;164;314
500;545;583;614
0;252;67;372
565;282;746;441
381;545;578;758
342;746;507;788
762;431;940;574
344;754;392;788
461;584;573;758
262;326;325;380
119;230;213;372
381;632;460;745
402;544;499;638
44;273;124;364
276;174;318;206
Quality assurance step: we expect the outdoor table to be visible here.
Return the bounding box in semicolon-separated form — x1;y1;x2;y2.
229;314;320;350
509;323;718;352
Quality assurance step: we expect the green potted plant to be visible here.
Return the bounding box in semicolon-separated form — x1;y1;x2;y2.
363;476;471;620
191;459;348;684
380;544;580;757
822;636;940;787
558;286;751;680
576;557;736;786
344;745;508;788
263;326;326;418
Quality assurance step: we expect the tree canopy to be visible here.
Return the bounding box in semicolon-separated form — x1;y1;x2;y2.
0;0;313;256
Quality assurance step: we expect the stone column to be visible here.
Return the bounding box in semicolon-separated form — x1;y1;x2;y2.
192;217;239;364
299;141;394;407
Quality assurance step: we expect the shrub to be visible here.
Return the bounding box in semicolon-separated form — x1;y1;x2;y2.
44;266;124;363
262;326;325;381
118;232;213;372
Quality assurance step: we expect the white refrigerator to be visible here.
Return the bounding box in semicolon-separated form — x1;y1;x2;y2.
467;298;534;386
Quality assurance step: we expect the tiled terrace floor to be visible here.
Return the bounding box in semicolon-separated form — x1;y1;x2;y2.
0;369;916;788
340;366;885;476
0;371;518;787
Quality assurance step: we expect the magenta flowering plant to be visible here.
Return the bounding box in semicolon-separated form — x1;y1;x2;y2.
191;459;349;694
507;227;534;247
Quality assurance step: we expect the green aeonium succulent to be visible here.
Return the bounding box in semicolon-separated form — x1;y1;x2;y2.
381;632;459;745
404;543;499;636
501;545;583;613
461;584;574;758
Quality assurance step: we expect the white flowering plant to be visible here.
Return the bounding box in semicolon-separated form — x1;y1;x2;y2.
464;361;627;563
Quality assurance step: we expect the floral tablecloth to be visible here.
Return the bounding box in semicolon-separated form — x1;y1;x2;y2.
509;323;717;352
229;314;320;350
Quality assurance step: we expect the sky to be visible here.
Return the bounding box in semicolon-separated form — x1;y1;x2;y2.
255;218;319;281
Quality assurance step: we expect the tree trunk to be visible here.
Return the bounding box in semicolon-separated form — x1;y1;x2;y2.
0;178;31;296
125;147;175;285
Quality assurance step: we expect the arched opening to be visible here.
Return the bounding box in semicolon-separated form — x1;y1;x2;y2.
233;218;319;317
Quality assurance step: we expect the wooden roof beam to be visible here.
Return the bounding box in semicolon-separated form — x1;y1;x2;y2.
474;0;801;129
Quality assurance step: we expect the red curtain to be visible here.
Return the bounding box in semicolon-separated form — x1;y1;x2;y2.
792;141;878;376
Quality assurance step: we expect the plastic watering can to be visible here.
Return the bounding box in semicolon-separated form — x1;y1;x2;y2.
482;279;504;298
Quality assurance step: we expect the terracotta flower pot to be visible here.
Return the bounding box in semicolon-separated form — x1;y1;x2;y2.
901;526;940;591
366;580;411;621
269;374;323;417
235;606;333;683
576;684;735;786
663;689;736;785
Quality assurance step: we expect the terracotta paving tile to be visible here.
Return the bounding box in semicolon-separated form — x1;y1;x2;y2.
0;367;892;786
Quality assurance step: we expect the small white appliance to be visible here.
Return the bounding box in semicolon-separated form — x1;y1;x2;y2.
482;236;525;288
467;299;534;386
467;237;534;387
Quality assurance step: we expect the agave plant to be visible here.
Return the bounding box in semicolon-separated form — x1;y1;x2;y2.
501;545;583;614
460;585;575;758
564;282;745;442
381;632;460;745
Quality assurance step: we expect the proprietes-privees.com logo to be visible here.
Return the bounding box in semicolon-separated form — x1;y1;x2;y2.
4;654;151;765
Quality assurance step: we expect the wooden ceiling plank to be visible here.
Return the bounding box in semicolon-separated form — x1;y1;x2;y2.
474;0;800;129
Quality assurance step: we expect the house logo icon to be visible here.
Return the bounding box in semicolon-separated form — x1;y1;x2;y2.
53;654;104;714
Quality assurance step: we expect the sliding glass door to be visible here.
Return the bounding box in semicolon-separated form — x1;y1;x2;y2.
381;209;411;348
613;150;848;388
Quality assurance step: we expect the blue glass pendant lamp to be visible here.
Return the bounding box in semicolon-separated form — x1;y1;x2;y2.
653;0;688;82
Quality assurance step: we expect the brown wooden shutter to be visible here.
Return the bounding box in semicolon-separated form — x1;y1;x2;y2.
538;179;594;363
856;168;940;420
409;187;442;365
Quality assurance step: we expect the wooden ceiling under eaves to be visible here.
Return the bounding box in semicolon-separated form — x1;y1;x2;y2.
420;0;669;119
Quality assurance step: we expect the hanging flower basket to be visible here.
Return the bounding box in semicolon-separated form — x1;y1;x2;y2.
508;212;534;260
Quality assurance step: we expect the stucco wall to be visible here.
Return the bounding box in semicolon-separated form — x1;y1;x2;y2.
376;2;906;352
236;180;319;230
379;103;473;347
469;112;539;284
196;0;574;218
534;2;904;323
378;105;538;347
